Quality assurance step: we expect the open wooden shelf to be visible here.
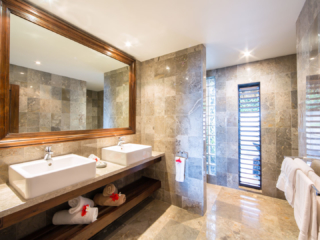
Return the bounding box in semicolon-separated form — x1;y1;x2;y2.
22;177;161;240
0;156;162;230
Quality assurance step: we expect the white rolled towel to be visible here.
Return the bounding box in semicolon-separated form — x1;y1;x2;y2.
52;208;98;225
68;196;94;214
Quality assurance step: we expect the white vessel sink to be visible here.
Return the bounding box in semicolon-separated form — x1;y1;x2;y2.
9;154;96;199
101;143;152;166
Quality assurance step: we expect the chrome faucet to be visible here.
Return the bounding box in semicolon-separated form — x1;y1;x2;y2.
44;146;53;165
118;137;125;149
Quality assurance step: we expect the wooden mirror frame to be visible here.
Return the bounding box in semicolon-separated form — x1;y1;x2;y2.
0;0;136;148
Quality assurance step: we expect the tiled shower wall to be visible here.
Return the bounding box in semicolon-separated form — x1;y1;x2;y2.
296;0;320;156
207;54;298;198
140;44;207;215
9;64;87;132
104;66;130;128
86;90;104;129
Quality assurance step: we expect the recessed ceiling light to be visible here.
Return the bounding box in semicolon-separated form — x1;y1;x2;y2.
310;57;315;60
166;66;170;70
30;86;33;88
186;77;188;80
35;61;41;65
125;41;132;47
243;51;251;57
20;72;25;75
246;68;251;71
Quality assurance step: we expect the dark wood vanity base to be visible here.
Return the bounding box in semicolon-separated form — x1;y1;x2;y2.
22;177;161;240
0;156;162;231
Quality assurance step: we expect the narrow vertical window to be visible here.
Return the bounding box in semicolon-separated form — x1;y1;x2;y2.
306;75;320;158
206;77;216;175
238;83;261;189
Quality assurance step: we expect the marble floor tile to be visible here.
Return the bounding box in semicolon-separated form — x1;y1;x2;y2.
206;184;222;211
165;205;205;231
90;183;298;240
154;219;199;240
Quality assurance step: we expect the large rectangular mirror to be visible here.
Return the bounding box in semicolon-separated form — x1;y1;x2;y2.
9;15;129;133
0;0;136;148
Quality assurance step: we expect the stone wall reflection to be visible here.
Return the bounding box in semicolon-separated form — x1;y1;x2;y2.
103;66;130;128
9;64;86;132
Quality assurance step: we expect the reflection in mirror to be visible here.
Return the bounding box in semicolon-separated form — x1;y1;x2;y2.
9;14;130;133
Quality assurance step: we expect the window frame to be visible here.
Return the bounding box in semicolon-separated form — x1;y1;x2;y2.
206;76;216;176
306;74;320;159
238;82;262;190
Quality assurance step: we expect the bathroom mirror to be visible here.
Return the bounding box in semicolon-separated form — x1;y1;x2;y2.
0;0;136;148
10;15;130;133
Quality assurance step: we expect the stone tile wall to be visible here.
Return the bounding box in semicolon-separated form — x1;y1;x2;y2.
139;44;207;215
207;54;298;199
9;64;87;132
103;66;130;128
86;90;104;129
296;0;320;157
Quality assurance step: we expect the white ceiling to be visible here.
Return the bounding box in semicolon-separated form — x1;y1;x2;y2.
10;14;127;91
26;0;305;70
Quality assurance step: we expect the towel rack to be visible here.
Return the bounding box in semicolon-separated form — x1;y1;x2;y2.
176;151;188;159
284;156;320;196
312;186;320;196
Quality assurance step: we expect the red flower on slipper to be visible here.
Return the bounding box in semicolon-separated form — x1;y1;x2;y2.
176;158;182;163
81;204;89;216
110;193;119;201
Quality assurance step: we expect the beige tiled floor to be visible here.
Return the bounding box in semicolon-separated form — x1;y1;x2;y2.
92;183;299;240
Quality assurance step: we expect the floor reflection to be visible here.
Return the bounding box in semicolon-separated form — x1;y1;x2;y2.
91;183;299;240
202;186;299;240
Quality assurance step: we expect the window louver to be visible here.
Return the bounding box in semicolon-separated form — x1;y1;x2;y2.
306;75;320;159
238;84;261;189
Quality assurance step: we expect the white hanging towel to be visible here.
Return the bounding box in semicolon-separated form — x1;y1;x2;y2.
277;157;315;207
308;171;320;240
294;170;318;240
175;156;186;182
52;207;98;225
68;196;94;214
277;157;300;206
294;158;314;176
276;157;293;192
